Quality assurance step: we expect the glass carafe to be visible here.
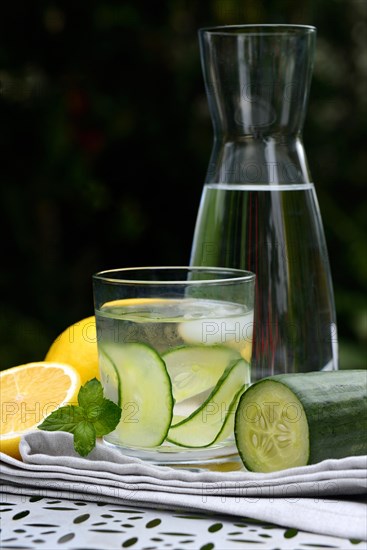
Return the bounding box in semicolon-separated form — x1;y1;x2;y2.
190;25;338;381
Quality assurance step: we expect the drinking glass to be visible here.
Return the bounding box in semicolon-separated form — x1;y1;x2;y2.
93;266;255;467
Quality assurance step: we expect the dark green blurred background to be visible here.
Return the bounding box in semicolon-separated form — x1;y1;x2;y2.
0;0;366;370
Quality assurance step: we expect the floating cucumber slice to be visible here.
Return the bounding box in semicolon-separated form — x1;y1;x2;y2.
98;346;120;405
162;345;241;403
167;358;250;448
104;342;174;447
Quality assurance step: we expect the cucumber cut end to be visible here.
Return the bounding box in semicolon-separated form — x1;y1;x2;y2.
235;380;309;472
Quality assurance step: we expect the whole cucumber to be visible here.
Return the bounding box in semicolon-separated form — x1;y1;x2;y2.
235;370;367;472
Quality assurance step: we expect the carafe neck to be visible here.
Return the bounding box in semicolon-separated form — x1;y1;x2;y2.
200;25;316;145
206;135;311;184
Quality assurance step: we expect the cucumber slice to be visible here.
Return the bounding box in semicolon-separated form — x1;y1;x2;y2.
104;342;174;447
235;370;367;472
98;346;120;406
167;358;250;448
162;345;241;403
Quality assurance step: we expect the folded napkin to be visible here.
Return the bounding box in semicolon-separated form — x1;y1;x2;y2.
1;432;366;541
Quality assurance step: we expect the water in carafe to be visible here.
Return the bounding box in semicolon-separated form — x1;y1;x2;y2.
190;25;338;381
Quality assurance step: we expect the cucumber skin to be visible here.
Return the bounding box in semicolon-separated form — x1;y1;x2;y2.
238;370;367;465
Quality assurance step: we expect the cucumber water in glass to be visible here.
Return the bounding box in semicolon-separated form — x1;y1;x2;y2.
93;267;255;466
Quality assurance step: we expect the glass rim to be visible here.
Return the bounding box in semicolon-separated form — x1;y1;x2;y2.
199;24;316;36
93;266;255;285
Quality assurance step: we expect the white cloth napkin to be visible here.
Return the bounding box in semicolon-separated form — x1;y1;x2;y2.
0;431;366;541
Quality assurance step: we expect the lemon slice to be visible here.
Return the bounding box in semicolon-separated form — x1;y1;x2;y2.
0;362;81;459
101;298;168;308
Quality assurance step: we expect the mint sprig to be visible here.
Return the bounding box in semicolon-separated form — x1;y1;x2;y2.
38;378;122;456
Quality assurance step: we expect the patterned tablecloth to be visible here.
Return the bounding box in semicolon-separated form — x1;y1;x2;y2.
1;493;366;550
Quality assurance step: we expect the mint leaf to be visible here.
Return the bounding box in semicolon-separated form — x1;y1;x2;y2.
78;378;104;409
74;421;96;457
38;405;84;432
38;378;122;457
94;399;122;437
84;403;104;422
